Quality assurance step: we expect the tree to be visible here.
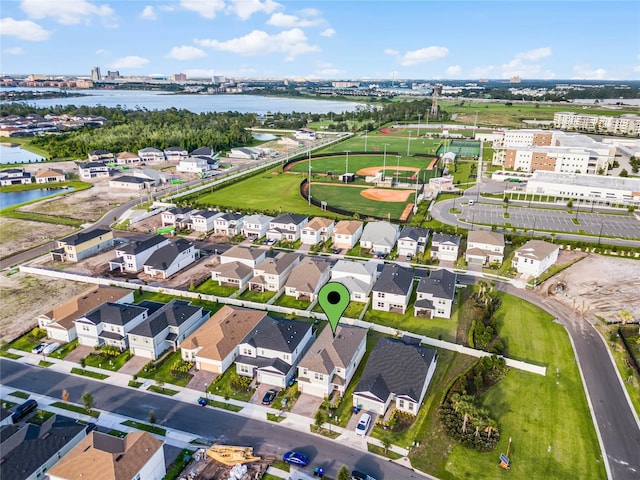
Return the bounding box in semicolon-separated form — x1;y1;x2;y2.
156;379;165;392
336;466;351;480
314;410;325;429
82;392;93;413
380;430;393;453
620;169;629;177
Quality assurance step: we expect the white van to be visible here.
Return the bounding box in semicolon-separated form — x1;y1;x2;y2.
468;200;475;206
355;412;372;437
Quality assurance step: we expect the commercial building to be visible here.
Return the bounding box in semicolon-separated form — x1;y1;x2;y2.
554;112;640;136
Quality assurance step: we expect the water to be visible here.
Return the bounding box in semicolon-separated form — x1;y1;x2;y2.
0;187;72;209
252;133;278;141
0;145;45;164
3;88;362;114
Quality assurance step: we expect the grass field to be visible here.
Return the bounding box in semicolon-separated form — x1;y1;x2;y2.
317;131;444;157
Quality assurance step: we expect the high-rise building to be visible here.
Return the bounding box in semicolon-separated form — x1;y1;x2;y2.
91;66;101;81
171;73;187;82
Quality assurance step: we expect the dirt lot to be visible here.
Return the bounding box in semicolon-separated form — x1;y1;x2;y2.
0;218;76;259
540;254;640;323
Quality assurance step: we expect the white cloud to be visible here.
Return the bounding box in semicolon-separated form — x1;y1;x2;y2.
384;48;399;56
166;45;206;60
299;8;320;16
446;65;462;76
108;55;150;69
267;12;322;28
21;0;114;25
471;65;495;77
141;6;156;20
96;48;108;55
320;28;335;37
516;47;551;61
227;0;281;20
180;0;225;19
572;64;607;80
0;18;50;41
499;47;552;78
196;28;319;61
398;46;448;66
4;47;25;55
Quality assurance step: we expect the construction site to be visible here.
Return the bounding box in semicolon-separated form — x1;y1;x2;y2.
177;444;271;480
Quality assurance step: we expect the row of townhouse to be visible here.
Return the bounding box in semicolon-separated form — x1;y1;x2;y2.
85;146;216;164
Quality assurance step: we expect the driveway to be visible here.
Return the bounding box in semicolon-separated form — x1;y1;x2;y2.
249;383;278;406
290;393;323;418
186;369;217;392
63;345;93;364
119;355;149;376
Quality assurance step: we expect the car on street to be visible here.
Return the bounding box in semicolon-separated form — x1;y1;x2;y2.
351;470;377;480
283;450;310;467
355;412;371;437
261;389;277;405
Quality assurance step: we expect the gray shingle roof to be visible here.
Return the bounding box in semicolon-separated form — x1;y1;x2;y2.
117;235;167;255
60;228;111;246
271;213;308;226
129;300;204;338
240;316;311;353
361;221;399;246
432;233;461;246
399;226;430;242
416;269;457;300
83;302;147;326
373;264;413;295
144;238;193;270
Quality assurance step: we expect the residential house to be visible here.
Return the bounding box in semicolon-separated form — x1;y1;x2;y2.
50;228;114;262
0;407;12;427
108;175;148;190
0;168;32;185
414;269;457;319
87;149;113;161
266;213;309;242
130;168;168;186
77;161;110;180
353;337;438;416
360;221;400;255
332;220;364;249
284;257;332;301
164;146;188;161
241;214;274;239
116;151;141;165
190;210;222;233
161;207;195;227
211;246;267;289
34;168;65;183
213;212;245;236
248;252;301;292
177;156;210;174
143;238;198;279
138;147;165;163
219;245;267;268
75;302;148;349
235;316;314;388
465;231;505;266
330;260;378;303
397;226;430;258
228;147;261;160
297;325;367;398
371;264;414;314
0;415;88;480
128;300;209;359
294;128;317;141
108;234;171;273
191;146;216;159
301;217;335;245
430;233;461;262
512;240;560;277
48;431;165;480
181;306;266;373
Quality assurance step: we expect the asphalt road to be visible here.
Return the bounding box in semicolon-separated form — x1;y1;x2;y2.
0;360;427;480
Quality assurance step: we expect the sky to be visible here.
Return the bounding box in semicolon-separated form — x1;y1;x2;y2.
1;0;639;80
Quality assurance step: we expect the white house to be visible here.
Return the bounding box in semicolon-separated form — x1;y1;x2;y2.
293;128;317;141
371;264;414;314
143;238;198;279
74;302;149;349
109;234;171;273
0;168;32;185
161;207;195;227
116;151;141;165
138;147;166;163
512;240;560;278
34;168;65;183
465;231;505;266
414;269;457;319
301;217;335;245
360;221;400;254
266;213;309;242
241;214;274;239
248;252;301;292
190;210;222;233
77;161;110;180
214;212;245;236
177;156;210;174
164;146;188;161
397;226;430;257
430;233;461;262
330;260;378;303
332;220;364;249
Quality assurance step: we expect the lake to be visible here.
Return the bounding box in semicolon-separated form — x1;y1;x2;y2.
5;88;362;114
0;187;72;209
0;145;45;164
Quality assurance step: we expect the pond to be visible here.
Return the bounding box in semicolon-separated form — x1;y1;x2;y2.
0;187;72;209
0;145;45;164
252;133;278;141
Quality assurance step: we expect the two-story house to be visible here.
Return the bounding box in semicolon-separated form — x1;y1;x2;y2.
0;168;32;185
211;245;267;289
74;302;148;349
190;210;222;233
430;233;461;262
330;260;378;303
214;212;245;236
87;150;113;161
108;234;170;273
360;221;400;255
77;161;110;180
161;207;195;227
143;238;198;279
465;231;505;266
177;156;210;174
164;146;189;161
128;300;209;360
297;325;367;398
300;217;335;245
414;269;457;319
50;228;114;263
248;252;301;292
266;213;309;242
235;316;314;388
371;264;414;314
138;147;166;163
241;214;274;239
332;220;364;250
283;257;332;301
512;240;560;278
397;226;430;258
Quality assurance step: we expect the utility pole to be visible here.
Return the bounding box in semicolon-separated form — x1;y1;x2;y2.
382;143;389;182
417;113;422;138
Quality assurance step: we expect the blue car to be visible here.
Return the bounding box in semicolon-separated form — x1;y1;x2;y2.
283;450;310;467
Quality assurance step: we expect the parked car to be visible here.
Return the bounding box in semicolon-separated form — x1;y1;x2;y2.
351;470;377;480
332;248;342;254
355;412;372;437
283;450;310;467
31;343;47;354
11;399;38;423
261;389;277;406
41;342;60;355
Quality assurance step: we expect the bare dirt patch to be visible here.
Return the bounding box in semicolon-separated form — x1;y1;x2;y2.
360;189;413;202
356;166;420;176
0;218;76;259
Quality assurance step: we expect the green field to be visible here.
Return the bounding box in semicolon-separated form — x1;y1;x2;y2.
317;131;444;156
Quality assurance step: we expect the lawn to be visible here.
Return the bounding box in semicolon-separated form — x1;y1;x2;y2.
136;350;193;388
121;420;166;436
51;401;100;418
312;300;366;320
134;291;225;318
208;367;255;403
195;279;237;297
48;339;78;360
273;295;311;310
70;367;109;380
7;327;47;352
238;289;276;303
316;132;444;157
287;153;435;178
84;349;132;372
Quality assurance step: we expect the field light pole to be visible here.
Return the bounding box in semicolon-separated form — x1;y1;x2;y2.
364;130;368;152
396;155;401;183
308;147;312;206
382;143;389;182
417;113;422;138
345;151;351;175
407;131;412;156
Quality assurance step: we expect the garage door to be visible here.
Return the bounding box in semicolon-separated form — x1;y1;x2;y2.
468;256;484;264
353;395;385;415
299;382;327;398
132;347;153;359
257;371;285;388
196;358;221;373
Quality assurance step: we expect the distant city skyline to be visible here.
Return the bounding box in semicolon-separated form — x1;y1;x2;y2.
1;0;639;80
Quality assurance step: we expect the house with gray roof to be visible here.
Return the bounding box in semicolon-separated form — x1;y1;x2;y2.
164;146;188;161
137;147;166;163
371;264;414;314
214;212;246;236
74;302;148;349
360;221;400;255
143;238;198;279
330;260;378;303
77;161;110;180
248;252;301;292
512;240;560;277
414;269;457;319
50;228;114;263
266;213;309;242
128;300;209;359
109;234;170;273
284;257;332;301
465;231;505;265
109;175;149;190
210;261;254;290
241;214;274;239
297;325;367;398
397;226;430;257
0;414;88;480
353;337;438;416
430;233;461;262
235;316;314;388
220;245;267;268
190;210;223;233
161;206;196;227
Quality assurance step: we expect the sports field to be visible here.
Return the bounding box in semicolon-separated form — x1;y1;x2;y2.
317;132;444;156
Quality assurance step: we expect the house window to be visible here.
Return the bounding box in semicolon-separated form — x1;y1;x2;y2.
314;373;323;381
377;302;385;308
242;348;251;356
398;399;404;408
302;368;308;376
378;292;385;298
240;365;250;374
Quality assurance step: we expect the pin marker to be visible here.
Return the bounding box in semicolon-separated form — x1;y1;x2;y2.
318;282;350;335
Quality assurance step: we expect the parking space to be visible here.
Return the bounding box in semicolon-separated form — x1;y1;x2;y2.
290;393;323;418
249;383;279;406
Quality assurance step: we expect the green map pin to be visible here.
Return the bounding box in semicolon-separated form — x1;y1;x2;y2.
318;282;350;335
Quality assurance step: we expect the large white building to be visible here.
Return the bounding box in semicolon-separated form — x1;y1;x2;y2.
554;112;640;136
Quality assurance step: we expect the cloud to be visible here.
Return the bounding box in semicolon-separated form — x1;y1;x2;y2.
0;18;50;41
499;47;552;78
96;48;108;55
227;0;281;20
320;28;335;37
516;47;551;61
4;47;25;55
267;12;322;28
108;55;150;69
196;28;319;61
141;6;156;20
166;45;207;60
634;65;640;73
184;66;256;78
446;65;462;76
397;46;448;66
572;64;607;80
180;0;225;19
21;0;114;25
471;65;495;77
384;48;399;56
